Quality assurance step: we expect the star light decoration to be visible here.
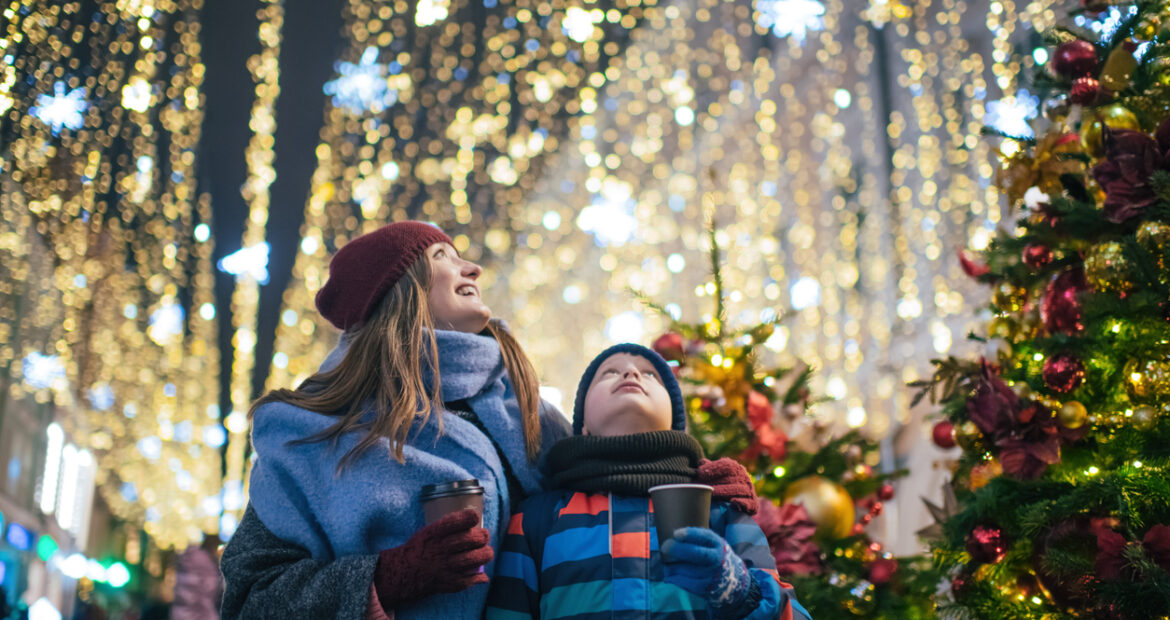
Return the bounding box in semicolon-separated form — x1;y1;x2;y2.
754;0;825;44
322;46;405;114
30;81;88;135
984;87;1039;138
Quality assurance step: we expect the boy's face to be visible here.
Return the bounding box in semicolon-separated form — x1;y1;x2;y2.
582;353;673;436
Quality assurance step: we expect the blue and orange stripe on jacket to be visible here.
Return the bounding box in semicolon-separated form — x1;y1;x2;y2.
486;491;812;620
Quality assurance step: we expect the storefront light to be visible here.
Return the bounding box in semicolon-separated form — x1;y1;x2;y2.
5;524;32;551
35;534;58;561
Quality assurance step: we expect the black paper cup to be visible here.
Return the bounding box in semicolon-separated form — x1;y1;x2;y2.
420;479;485;526
649;483;713;546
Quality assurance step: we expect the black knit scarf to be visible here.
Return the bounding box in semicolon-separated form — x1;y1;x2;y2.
545;431;705;496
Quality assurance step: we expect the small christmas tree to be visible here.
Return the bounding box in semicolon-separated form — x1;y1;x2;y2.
635;217;940;619
915;2;1170;618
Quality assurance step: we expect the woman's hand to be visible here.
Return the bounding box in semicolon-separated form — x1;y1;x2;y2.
696;457;759;515
372;508;493;609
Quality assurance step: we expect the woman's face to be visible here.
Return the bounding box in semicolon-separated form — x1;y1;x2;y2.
426;242;491;333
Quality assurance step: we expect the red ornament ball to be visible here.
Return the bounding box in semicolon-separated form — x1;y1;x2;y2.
1022;244;1054;269
1052;40;1098;79
1069;76;1102;105
931;420;956;449
951;572;972;599
966;525;1008;564
867;557;898;585
1041;269;1087;335
652;332;686;362
878;483;895;501
1043;353;1086;393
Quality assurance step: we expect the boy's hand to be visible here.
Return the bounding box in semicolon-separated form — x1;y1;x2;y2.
661;527;758;615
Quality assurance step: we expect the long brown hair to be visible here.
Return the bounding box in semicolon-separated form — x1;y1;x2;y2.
249;256;543;472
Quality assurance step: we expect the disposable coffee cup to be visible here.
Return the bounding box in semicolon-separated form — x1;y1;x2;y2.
648;483;713;546
420;479;485;526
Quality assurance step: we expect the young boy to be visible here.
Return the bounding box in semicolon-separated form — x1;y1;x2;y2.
486;344;810;620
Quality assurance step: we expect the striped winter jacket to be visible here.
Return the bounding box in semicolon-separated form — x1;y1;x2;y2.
486;491;812;620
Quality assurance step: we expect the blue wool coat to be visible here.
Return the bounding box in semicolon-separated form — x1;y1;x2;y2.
245;328;570;619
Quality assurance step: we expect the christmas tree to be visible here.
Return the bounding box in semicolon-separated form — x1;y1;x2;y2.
636;218;940;619
914;2;1170;617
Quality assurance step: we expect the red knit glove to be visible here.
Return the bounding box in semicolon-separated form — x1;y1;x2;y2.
697;457;759;515
373;508;494;610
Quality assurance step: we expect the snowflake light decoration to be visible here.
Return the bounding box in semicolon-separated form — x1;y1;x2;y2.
985;88;1039;138
576;179;638;246
323;47;399;114
22;352;66;390
31;82;88;135
1074;5;1137;41
755;0;825;44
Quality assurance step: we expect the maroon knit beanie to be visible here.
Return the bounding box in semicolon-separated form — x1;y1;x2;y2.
314;221;453;330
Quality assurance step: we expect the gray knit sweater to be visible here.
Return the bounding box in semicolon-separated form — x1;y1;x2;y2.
220;504;377;619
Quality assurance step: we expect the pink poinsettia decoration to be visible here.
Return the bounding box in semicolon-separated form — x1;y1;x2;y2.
754;500;823;576
740;391;788;463
965;363;1085;479
1091;118;1170;223
1096;524;1170;580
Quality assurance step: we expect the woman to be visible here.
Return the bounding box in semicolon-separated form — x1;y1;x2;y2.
220;221;758;619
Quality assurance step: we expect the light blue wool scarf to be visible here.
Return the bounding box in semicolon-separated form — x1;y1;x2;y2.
247;328;568;619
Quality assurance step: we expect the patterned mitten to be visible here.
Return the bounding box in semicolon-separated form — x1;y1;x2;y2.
662;527;762;619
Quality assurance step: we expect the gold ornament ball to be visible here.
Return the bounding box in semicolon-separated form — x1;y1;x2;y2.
991;282;1027;313
1124;355;1170;403
1137;20;1159;41
783;475;856;541
1136;221;1170;271
1132;405;1158;430
1102;103;1142;129
1084;241;1135;294
986;338;1013;367
988;316;1018;340
1018;308;1043;339
953;420;985;452
1100;45;1139;91
1059;401;1088;429
1081;105;1141;157
1079;118;1104;156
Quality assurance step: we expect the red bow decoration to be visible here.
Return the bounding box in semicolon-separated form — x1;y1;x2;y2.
740;390;787;463
1096;524;1170;580
958;248;991;278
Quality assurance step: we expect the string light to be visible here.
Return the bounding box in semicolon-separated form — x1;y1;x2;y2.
221;0;285;529
258;0;1056;448
1;0;222;548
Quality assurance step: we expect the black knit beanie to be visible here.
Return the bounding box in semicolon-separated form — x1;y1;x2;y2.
572;343;685;435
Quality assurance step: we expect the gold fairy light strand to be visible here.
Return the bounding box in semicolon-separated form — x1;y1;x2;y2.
220;0;284;533
0;0;221;548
